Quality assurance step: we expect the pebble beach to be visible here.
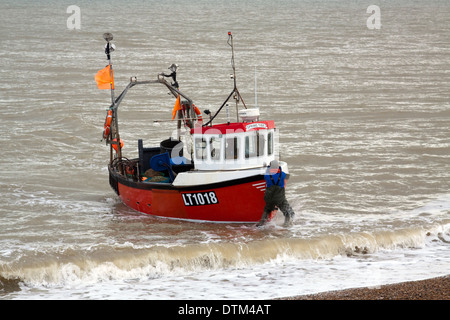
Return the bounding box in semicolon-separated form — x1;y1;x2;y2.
284;275;449;300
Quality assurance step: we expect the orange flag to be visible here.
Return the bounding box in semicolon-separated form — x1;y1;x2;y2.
95;65;115;90
172;94;181;119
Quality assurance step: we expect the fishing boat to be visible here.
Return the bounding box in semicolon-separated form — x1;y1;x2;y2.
96;32;289;223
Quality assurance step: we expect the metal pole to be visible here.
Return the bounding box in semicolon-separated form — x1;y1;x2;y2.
103;33;123;172
228;32;237;91
103;33;115;106
228;32;239;122
254;66;258;108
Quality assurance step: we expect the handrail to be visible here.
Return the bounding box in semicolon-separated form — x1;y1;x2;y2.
108;76;193;112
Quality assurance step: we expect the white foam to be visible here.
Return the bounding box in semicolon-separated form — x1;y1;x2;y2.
6;238;449;300
3;216;449;299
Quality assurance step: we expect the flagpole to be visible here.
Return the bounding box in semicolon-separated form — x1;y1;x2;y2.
103;33;123;172
103;33;115;106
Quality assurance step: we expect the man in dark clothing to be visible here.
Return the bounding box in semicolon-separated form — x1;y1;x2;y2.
162;63;179;89
257;160;295;227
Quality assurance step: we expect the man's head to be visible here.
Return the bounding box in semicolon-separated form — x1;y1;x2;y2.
168;63;178;72
269;160;280;173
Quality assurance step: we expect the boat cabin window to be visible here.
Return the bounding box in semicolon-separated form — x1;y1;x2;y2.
195;136;222;161
210;136;221;161
268;131;273;155
259;132;266;157
195;137;207;160
192;127;275;170
245;131;265;158
225;137;239;160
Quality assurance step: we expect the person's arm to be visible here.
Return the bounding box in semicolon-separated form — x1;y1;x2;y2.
280;169;287;188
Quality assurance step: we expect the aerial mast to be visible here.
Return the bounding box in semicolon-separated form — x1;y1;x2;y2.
254;66;258;109
228;32;239;122
201;33;247;127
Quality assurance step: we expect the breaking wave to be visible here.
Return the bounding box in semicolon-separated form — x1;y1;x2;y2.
1;222;448;289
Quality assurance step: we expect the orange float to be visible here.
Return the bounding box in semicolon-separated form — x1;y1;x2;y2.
112;138;124;151
103;109;112;139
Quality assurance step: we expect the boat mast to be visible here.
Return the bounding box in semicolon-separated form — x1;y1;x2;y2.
228;32;239;122
203;33;248;127
254;66;258;109
103;33;123;169
104;33;115;106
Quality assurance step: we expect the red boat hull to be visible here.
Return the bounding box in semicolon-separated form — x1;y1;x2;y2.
109;167;274;222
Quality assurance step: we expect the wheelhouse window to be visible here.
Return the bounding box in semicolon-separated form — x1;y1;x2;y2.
259;132;265;157
225;137;239;160
268;131;273;155
209;136;221;161
245;131;264;158
195;137;207;160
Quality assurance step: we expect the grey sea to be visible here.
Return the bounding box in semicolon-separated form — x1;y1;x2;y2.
0;0;449;299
